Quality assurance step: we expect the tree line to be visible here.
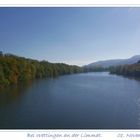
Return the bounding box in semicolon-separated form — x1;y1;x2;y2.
2;51;140;88
82;66;107;72
0;52;82;88
109;61;140;77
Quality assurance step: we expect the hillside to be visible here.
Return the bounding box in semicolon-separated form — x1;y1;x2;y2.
0;53;82;88
86;55;140;68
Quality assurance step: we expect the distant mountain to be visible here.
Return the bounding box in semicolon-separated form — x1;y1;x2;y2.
85;55;140;68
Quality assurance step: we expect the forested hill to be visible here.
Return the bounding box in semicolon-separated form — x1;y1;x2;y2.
0;53;82;88
86;55;140;68
109;60;140;77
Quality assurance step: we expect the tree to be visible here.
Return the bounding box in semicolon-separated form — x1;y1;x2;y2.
0;52;83;88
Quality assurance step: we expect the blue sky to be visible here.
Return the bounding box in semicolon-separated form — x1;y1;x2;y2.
1;7;140;66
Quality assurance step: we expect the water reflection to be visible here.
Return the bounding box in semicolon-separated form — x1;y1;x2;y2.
0;82;32;107
0;73;140;128
109;73;140;82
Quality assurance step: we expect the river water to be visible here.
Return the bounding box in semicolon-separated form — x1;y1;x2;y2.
0;72;140;129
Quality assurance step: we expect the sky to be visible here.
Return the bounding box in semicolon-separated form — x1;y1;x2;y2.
1;7;140;66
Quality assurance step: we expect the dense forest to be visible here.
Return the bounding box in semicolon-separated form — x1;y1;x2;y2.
82;66;107;72
0;52;82;88
109;61;140;77
1;51;140;88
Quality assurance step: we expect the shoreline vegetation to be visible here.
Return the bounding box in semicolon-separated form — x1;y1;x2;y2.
0;52;82;89
109;61;140;77
1;51;140;89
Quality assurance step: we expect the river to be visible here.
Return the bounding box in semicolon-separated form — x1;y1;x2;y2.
0;72;140;129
